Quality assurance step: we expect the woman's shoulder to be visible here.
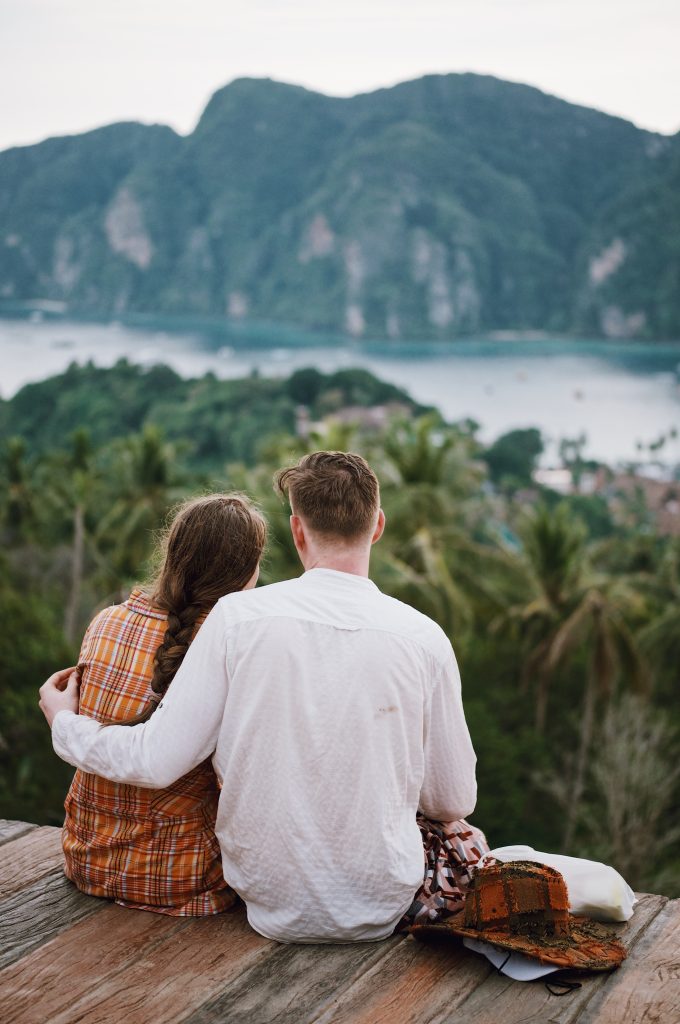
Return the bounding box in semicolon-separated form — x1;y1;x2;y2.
78;590;167;718
92;589;165;620
123;588;167;621
82;589;166;642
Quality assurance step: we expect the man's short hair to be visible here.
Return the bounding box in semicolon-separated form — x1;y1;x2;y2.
274;451;380;540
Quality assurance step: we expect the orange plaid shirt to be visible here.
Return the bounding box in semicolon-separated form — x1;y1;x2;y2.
62;589;236;915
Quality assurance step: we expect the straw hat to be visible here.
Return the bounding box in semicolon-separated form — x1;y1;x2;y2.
409;860;627;972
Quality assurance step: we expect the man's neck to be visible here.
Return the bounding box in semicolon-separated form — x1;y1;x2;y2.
303;552;370;578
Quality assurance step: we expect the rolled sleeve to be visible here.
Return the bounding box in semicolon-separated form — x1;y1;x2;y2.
419;648;477;821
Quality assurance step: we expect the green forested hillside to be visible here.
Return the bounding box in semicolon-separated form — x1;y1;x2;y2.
1;363;679;898
576;133;680;338
0;75;677;339
0;361;420;467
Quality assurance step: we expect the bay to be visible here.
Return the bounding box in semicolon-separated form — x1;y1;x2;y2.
1;313;679;466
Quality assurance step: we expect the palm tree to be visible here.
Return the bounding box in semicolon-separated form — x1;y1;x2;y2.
97;426;181;595
498;502;649;847
374;415;510;636
373;526;474;637
637;537;680;675
499;503;586;731
548;579;649;847
1;437;35;543
61;430;97;643
382;413;481;491
384;414;455;485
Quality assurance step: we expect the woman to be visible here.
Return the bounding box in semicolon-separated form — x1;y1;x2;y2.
59;493;266;915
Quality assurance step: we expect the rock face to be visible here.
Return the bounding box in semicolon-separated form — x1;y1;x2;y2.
104;188;154;269
0;74;678;339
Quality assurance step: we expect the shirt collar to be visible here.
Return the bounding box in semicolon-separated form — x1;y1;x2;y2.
124;588;167;620
299;568;378;590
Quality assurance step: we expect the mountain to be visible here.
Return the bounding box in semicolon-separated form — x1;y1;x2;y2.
0;75;677;340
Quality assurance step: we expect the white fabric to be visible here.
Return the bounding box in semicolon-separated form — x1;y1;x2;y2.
485;845;637;922
462;937;560;981
53;568;477;943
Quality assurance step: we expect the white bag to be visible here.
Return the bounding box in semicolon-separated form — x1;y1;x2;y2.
483;844;637;922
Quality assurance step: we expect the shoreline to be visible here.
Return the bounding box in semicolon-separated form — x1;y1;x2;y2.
2;304;680;350
2;314;679;468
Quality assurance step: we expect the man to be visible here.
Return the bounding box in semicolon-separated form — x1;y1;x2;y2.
40;451;485;943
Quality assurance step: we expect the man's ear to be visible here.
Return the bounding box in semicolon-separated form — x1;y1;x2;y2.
290;514;306;553
371;508;386;545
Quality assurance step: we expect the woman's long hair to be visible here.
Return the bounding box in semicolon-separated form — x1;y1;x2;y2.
124;493;266;724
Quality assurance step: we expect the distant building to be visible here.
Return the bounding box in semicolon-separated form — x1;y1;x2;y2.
295;402;412;439
528;464;680;535
532;467;573;494
605;473;680;536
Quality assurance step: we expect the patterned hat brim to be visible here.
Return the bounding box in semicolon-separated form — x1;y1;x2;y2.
409;914;627;972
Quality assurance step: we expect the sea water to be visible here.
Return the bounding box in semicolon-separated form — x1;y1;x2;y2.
1;313;679;467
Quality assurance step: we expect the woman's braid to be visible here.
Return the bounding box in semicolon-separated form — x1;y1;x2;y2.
150;603;204;696
118;494;266;726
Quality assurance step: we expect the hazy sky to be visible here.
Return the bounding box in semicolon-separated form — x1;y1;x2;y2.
2;0;678;151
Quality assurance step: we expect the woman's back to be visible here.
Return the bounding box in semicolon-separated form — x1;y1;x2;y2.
63;589;234;915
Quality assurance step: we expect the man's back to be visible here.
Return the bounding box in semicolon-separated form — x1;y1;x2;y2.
210;568;476;941
46;452;480;942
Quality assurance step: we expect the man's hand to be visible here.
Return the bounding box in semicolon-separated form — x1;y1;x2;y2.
39;667;80;728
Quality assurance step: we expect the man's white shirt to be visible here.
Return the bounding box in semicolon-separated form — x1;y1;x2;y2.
53;568;477;942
